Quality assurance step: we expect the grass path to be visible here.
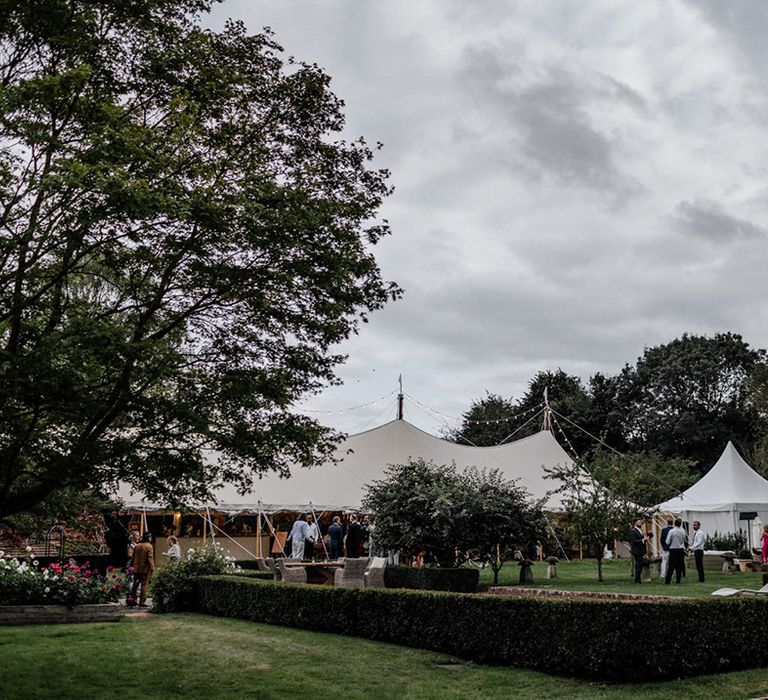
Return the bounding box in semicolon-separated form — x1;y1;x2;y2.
477;557;766;596
3;613;768;699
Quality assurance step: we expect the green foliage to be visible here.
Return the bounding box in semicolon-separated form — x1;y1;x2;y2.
0;1;399;518
0;487;114;536
0;553;122;605
197;575;768;681
704;530;747;552
586;450;696;507
383;565;478;592
615;333;766;471
545;460;646;581
362;459;541;568
151;545;237;613
447;371;592;452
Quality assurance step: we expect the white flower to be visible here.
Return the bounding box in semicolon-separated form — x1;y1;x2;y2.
33;560;39;566
0;550;4;557
44;587;50;593
25;545;32;552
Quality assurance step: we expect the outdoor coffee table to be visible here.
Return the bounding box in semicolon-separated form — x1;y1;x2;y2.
283;561;344;585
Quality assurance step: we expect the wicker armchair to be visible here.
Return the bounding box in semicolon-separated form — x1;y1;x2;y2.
364;557;388;588
274;557;301;582
333;557;370;588
254;557;272;573
281;565;307;584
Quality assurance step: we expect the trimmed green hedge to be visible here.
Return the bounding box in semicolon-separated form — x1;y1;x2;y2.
197;575;768;681
233;570;273;580
384;566;479;593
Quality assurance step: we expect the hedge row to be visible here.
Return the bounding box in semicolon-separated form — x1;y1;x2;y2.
197;576;768;681
384;566;479;593
233;571;273;580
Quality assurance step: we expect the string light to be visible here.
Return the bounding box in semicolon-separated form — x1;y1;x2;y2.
404;393;545;425
296;390;397;415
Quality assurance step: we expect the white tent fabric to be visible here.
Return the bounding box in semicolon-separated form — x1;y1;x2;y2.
655;441;768;537
117;419;573;513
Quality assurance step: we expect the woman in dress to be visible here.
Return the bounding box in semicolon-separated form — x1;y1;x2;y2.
761;524;768;564
163;535;181;562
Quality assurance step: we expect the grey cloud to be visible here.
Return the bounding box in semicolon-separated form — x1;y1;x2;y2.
457;49;645;202
670;199;765;242
684;0;768;81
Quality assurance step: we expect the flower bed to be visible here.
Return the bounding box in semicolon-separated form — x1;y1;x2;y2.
0;550;124;606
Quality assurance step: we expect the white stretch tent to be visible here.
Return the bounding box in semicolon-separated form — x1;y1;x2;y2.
655;441;768;538
118;419;574;513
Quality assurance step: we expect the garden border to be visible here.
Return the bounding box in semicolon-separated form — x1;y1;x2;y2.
196;575;768;681
0;603;123;625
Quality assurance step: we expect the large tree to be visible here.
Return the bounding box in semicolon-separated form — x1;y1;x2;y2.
362;459;540;572
614;333;766;471
0;1;399;519
448;370;592;450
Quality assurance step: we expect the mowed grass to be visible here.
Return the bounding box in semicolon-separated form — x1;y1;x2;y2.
476;557;766;596
4;614;768;699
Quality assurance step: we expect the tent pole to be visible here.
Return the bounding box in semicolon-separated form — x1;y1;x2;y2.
259;502;286;556
310;502;330;561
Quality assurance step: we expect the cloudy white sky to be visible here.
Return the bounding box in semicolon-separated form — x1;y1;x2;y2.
208;1;768;437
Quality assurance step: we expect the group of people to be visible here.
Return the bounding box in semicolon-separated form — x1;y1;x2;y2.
629;517;707;585
125;531;181;607
287;513;372;560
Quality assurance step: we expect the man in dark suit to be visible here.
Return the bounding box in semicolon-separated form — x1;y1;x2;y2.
629;518;650;584
130;532;155;607
345;514;362;558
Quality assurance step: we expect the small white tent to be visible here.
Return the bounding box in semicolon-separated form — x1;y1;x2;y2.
118;419;574;513
655;441;768;539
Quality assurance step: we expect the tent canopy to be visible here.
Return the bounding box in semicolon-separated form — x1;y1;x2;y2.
655;441;768;535
117;419;573;513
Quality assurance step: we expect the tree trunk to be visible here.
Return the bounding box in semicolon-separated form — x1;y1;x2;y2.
597;555;604;582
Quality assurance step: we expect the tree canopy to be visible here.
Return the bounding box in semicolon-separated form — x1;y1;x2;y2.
362;459;541;573
452;333;768;478
0;1;400;519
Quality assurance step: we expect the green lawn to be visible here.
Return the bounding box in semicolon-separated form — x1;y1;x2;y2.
476;557;766;596
3;613;768;699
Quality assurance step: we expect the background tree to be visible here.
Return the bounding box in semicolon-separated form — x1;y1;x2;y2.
448;370;591;449
545;460;648;582
614;333;766;472
460;467;543;584
586;451;696;508
444;393;518;446
0;1;400;519
362;459;540;572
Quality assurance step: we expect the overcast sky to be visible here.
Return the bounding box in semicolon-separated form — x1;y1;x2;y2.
207;1;768;437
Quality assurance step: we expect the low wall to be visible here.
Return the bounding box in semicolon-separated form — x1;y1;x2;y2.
0;603;123;625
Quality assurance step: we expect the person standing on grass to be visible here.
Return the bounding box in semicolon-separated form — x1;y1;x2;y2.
629;518;650;584
130;532;155;607
660;519;673;580
761;524;768;564
289;514;309;560
328;516;343;559
689;520;705;583
163;535;181;562
665;519;687;584
305;514;319;561
345;514;362;559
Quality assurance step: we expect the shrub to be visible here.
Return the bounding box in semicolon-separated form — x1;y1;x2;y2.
0;551;123;605
197;576;768;682
151;545;238;613
383;566;479;592
704;530;747;552
232;570;273;580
